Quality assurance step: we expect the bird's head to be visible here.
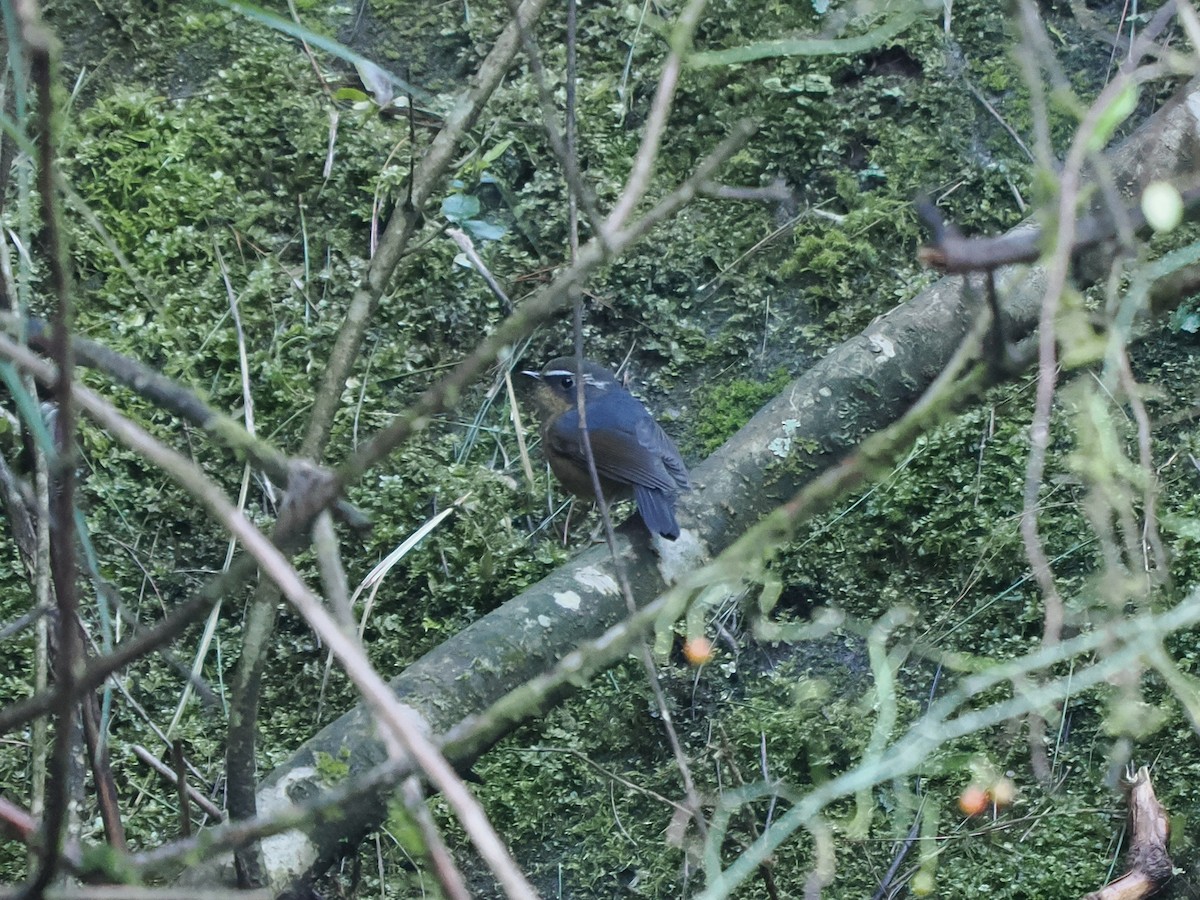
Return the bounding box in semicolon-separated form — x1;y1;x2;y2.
522;357;618;416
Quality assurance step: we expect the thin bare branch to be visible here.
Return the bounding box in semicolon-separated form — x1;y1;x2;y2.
18;0;81;890
301;0;553;460
129;744;224;822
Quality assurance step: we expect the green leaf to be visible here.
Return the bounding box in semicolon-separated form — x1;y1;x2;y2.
442;193;480;223
465;219;506;241
1088;81;1137;152
332;87;370;104
480;137;515;165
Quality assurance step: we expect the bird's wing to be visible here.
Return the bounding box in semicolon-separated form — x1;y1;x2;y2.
635;416;691;491
548;399;687;494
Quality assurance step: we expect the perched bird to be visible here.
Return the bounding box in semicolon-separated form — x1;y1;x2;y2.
524;357;691;540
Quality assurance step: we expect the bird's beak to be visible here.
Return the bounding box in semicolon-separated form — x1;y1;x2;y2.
521;370;541;380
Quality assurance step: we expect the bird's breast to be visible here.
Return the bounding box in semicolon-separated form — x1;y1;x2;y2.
542;415;632;500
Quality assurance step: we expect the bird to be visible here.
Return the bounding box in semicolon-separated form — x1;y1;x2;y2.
523;356;691;540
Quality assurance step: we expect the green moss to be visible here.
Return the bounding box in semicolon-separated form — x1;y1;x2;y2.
689;367;793;455
314;748;352;784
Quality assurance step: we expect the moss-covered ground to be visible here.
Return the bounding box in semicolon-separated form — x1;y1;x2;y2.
0;0;1196;897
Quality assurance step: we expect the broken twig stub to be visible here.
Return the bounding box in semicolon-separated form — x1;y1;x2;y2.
1084;766;1172;900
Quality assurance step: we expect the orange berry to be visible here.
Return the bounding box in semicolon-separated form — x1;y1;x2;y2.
683;636;714;665
958;784;989;816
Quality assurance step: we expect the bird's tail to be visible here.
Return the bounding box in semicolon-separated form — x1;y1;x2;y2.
634;486;680;540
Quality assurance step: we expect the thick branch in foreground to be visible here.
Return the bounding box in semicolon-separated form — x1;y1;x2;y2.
178;78;1200;893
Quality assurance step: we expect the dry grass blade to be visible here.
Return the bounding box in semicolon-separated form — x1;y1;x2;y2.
315;494;470;720
167;244;262;738
505;368;537;495
353;495;470;639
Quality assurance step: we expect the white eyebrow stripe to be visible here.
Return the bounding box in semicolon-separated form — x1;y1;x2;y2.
543;368;614;389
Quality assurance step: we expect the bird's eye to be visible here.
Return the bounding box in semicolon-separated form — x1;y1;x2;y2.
561;376;574;390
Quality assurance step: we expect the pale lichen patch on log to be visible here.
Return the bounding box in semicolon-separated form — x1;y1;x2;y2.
553;590;582;611
257;767;321;888
574;566;619;595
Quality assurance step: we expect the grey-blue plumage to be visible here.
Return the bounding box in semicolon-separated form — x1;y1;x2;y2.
527;358;690;539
